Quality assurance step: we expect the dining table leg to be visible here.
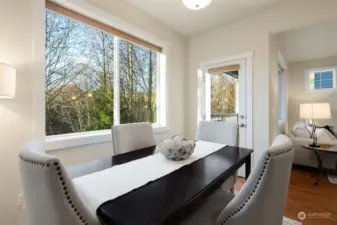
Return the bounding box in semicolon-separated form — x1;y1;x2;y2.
245;155;251;180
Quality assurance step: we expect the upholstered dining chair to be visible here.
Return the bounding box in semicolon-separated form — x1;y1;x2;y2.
19;141;100;225
196;121;238;146
183;134;294;225
196;121;238;192
111;122;156;155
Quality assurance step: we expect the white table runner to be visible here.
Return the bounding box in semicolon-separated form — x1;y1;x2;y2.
73;141;226;214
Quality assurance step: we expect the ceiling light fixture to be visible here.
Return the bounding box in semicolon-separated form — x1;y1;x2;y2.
183;0;212;10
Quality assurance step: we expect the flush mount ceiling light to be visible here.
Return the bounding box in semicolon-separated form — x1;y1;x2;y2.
183;0;212;10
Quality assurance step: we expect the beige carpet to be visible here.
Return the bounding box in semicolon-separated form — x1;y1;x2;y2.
283;217;302;225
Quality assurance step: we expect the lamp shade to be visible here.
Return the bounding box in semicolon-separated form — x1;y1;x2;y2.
300;103;331;119
183;0;212;10
0;63;16;99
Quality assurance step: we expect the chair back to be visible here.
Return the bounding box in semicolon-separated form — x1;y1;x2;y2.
196;121;238;146
67;158;111;179
111;122;156;155
19;141;98;225
216;134;294;225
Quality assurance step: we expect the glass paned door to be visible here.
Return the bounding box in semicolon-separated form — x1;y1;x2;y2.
203;60;247;177
204;59;247;149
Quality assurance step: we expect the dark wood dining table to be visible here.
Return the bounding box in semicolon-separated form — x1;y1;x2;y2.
90;144;252;225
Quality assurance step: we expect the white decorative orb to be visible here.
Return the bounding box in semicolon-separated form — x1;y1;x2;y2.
156;136;196;161
183;0;212;10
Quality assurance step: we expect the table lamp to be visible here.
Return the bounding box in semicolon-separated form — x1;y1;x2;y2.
300;103;331;147
0;62;16;99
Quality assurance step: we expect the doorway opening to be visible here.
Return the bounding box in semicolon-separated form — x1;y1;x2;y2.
199;52;253;150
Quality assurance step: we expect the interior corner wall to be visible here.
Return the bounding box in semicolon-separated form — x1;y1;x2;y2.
288;56;337;130
276;46;289;134
0;0;187;224
0;0;44;224
269;33;280;144
186;0;337;165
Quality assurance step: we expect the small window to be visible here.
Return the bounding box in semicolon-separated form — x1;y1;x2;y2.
306;68;336;91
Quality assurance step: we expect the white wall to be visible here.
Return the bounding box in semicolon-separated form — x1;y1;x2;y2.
0;0;187;224
288;56;337;130
269;34;280;143
279;18;337;63
187;0;337;164
0;0;43;224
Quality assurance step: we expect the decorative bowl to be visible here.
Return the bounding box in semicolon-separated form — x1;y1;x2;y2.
155;136;196;161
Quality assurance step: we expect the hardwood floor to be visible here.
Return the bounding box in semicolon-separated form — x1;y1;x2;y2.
235;168;337;225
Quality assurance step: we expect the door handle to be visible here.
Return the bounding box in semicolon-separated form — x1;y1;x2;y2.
239;123;245;128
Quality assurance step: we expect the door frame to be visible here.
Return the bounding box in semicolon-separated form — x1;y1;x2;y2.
198;51;254;149
278;50;288;133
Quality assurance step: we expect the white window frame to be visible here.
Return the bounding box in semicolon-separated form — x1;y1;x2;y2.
41;0;169;151
305;67;337;92
112;37;165;127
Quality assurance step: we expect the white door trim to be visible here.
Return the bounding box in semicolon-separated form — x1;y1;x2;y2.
198;51;254;149
245;55;253;149
200;51;254;68
278;50;288;71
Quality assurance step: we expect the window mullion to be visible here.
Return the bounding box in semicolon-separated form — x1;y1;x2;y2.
320;72;322;89
114;37;120;125
156;53;161;125
204;73;211;120
158;53;167;126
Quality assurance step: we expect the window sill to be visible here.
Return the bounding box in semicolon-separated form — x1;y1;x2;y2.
44;125;169;152
305;88;337;92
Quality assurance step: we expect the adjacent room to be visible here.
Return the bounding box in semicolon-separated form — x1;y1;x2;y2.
1;0;337;225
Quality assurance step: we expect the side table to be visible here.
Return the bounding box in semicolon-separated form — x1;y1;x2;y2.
301;144;337;185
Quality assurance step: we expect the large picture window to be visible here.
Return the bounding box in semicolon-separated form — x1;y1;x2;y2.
45;5;161;136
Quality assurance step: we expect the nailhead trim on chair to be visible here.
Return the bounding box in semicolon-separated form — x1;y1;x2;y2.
220;147;293;225
19;155;50;167
19;156;89;225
